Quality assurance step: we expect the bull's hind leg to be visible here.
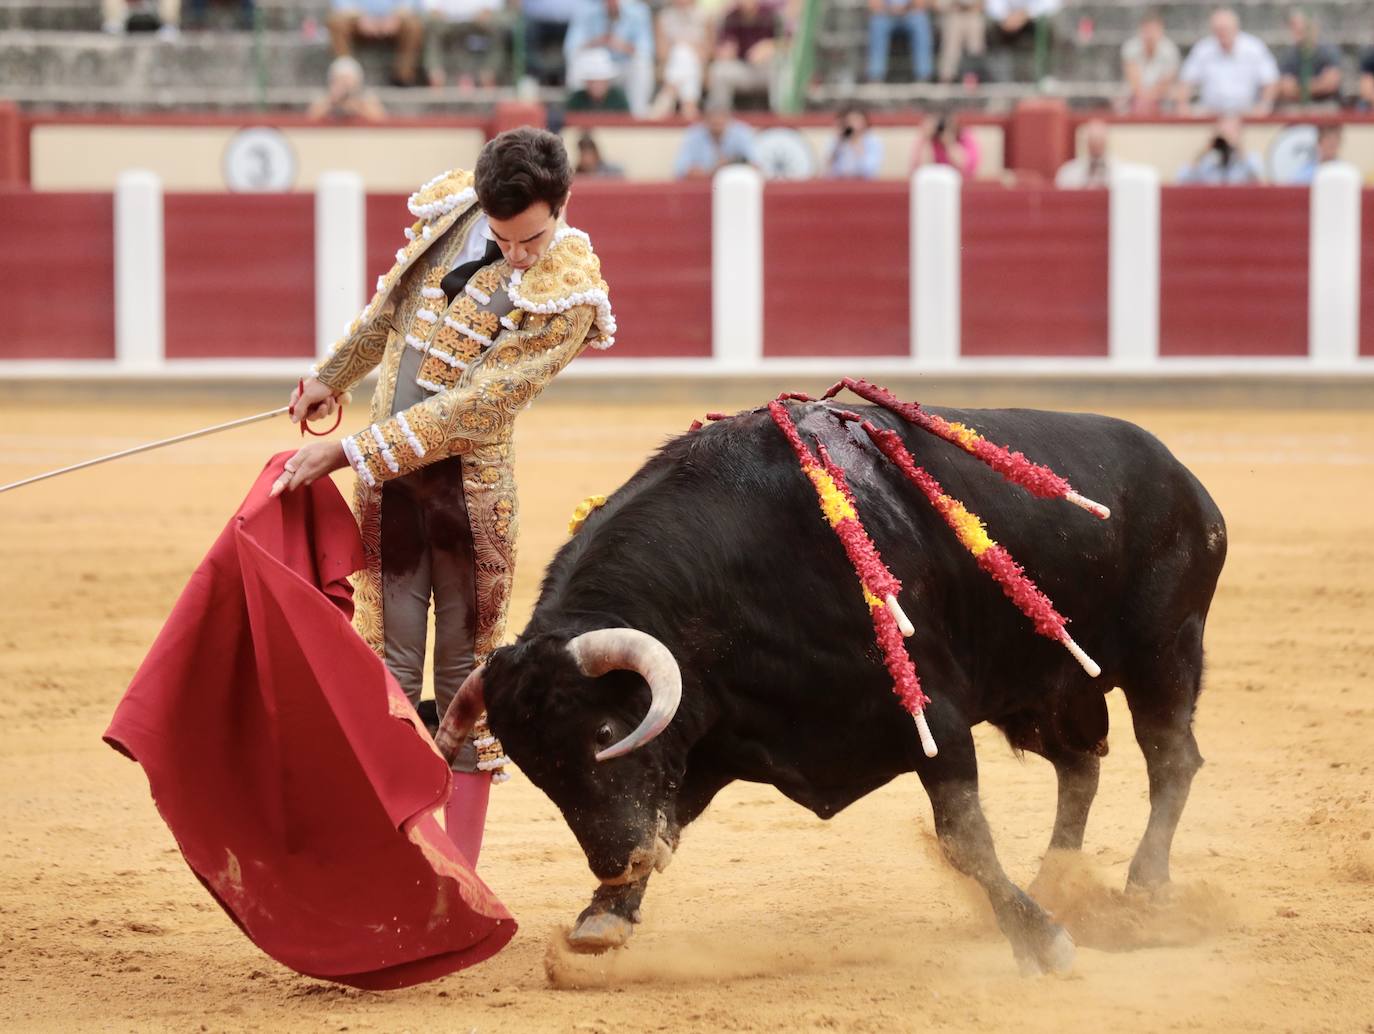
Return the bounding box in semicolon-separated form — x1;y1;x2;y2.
1122;614;1208;890
1046;750;1101;852
1001;709;1103;853
918;721;1075;975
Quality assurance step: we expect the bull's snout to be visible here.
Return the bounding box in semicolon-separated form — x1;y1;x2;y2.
595;835;674;886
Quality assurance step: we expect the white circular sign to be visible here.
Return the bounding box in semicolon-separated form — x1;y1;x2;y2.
223;127;298;192
1267;124;1317;185
753;127;816;181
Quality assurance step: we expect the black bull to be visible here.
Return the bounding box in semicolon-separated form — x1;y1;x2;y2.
438;401;1227;975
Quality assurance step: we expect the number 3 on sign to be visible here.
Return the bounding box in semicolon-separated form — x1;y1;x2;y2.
223;127;298;193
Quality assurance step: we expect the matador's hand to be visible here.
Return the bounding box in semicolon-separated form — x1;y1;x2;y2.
269;440;348;498
289;377;338;425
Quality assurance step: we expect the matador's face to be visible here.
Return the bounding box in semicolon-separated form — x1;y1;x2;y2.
487;196;568;273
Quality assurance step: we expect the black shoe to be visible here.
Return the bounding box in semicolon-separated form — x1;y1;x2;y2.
416;698;439;735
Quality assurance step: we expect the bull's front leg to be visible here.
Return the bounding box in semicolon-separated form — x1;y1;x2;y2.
567;767;726;953
917;721;1076;976
568;877;651;952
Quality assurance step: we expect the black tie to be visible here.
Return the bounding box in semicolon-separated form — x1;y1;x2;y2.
440;238;503;304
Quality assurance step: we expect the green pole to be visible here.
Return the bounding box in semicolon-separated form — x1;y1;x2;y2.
512;11;527;86
253;4;267;111
1033;15;1049;85
781;0;820;115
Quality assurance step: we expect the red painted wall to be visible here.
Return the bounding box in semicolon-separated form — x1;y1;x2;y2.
365;192;410;302
1160;187;1309;357
565;181;713;358
164;193;315;358
961;187;1109;356
763;182;909;357
0;191;114;359
1362;189;1374;358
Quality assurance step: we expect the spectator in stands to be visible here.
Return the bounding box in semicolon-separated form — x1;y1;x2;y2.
910;110;979;178
423;0;508;90
983;0;1058;83
708;0;782;111
674;100;757;178
574;132;627;176
103;0;177;34
565;0;656;116
183;0;256;30
1176;116;1263;184
826;106;883;179
524;0;580;86
936;0;986;85
1289;123;1343;184
328;0;425;87
866;0;933;84
1055;118;1114;188
1121;9;1179;113
1361;47;1374;110
1276;11;1343;107
566;48;632;110
307;54;388;120
1175;9;1278;116
652;0;713;118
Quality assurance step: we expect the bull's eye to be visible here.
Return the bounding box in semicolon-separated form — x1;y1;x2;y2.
595;722;615;748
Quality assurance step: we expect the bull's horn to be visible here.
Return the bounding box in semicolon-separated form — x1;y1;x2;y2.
567;629;682;762
434;664;486;765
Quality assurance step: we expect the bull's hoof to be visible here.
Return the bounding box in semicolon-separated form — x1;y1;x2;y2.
1018;928;1076;976
1043;928;1076;974
567;912;634;954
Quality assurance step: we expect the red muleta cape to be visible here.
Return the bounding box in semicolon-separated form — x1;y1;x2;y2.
104;454;515;989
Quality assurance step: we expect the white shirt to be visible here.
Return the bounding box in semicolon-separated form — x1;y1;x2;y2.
450;214;497;271
424;0;501;17
984;0;1061;19
1180;32;1279;113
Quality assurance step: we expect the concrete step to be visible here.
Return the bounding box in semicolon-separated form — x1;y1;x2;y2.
0;0;328;32
0;0;101;32
0;79;561;114
0;28;472;91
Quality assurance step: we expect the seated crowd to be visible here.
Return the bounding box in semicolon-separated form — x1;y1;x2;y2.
322;0;795;114
91;1;1369;188
98;1;1374;121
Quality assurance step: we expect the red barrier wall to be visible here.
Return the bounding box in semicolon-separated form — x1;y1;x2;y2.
0;191;114;359
1362;189;1374;358
763;182;909;357
1160;187;1309;357
961;187;1109;356
366;192;410;300
165;194;315;359
563;181;713;358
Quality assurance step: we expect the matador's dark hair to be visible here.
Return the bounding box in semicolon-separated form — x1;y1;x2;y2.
474;127;572;221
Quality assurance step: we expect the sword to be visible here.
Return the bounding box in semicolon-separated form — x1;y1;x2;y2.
0;406;291;494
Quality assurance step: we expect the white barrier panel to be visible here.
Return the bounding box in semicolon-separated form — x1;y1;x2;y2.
913;166;960;366
114;169;165;371
1309;162;1362;368
712;164;764;368
315;171;367;358
1109;164;1161;367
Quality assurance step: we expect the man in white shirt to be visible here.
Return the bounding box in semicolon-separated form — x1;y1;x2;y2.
1055;118;1115;188
1176;8;1278;115
1120;9;1180;113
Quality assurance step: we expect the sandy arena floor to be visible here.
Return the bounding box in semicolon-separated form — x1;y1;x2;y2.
1;388;1371;1034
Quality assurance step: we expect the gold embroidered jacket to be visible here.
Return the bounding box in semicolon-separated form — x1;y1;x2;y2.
309;167;615;681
